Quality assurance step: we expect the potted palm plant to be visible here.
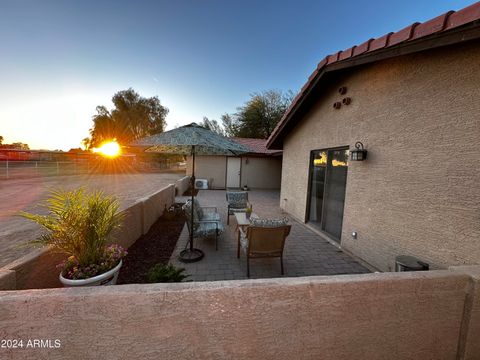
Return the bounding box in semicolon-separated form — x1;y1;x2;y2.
20;188;127;287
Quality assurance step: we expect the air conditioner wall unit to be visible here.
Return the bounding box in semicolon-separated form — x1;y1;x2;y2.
195;179;209;190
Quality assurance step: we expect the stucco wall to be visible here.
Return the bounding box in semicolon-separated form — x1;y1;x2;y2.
281;41;480;271
186;155;227;189
0;270;16;290
450;265;480;359
175;176;190;196
187;156;282;190
141;184;175;234
0;268;479;359
240;156;282;189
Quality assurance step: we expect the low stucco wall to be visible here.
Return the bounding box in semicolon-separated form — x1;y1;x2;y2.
141;184;175;234
450;265;480;359
2;248;65;289
0;184;177;290
0;270;15;290
175;175;190;195
113;201;144;249
0;267;479;359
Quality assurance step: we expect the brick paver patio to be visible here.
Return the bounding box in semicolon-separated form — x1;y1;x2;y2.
170;190;370;280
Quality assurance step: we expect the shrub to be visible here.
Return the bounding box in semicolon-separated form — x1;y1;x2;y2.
20;188;126;279
147;263;189;283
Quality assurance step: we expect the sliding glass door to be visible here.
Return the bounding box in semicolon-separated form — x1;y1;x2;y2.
308;148;349;242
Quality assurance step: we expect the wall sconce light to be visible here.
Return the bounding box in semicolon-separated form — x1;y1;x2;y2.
350;142;367;161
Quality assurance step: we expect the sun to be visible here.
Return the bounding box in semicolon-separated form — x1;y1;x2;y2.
93;141;121;158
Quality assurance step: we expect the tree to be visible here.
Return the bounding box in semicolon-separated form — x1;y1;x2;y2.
86;88;169;148
200;117;225;136
10;142;29;150
232;90;293;139
220;114;239;137
199;90;293;139
0;137;29;149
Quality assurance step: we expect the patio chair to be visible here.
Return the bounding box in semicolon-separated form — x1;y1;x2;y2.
183;199;224;250
226;191;251;225
239;218;291;277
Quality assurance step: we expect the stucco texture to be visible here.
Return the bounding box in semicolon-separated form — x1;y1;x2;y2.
280;41;480;271
0;270;475;359
187;156;282;189
187;155;227;189
240;156;282;189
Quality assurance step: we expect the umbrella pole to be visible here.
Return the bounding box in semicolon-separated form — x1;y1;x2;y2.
190;145;195;251
179;145;204;263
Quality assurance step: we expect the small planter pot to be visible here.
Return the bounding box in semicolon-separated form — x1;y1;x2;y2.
59;260;123;287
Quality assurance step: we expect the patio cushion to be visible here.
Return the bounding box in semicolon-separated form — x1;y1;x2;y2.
183;201;197;220
196;221;224;238
202;212;221;222
226;192;248;207
193;198;204;219
250;217;289;228
240;230;248;253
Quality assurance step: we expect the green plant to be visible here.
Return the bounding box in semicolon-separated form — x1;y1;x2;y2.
20;188;126;278
147;263;189;283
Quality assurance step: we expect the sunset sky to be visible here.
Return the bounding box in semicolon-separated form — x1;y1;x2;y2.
0;0;473;150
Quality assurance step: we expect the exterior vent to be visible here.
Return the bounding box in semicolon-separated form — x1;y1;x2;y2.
195;179;209;190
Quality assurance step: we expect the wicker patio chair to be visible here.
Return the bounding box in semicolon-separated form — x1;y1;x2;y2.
239;219;291;277
183;199;224;250
226;191;251;225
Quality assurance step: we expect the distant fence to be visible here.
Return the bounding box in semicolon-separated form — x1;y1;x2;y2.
0;159;185;179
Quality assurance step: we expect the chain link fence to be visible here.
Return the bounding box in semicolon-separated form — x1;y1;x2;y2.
0;159;185;180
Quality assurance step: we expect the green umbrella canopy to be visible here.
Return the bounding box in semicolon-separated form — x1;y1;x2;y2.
131;123;251;263
132;123;250;155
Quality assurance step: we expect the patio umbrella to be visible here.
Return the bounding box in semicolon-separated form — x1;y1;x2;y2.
132;123;250;262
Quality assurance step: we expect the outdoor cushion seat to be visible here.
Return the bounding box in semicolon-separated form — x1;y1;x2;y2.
183;199;224;250
201;211;221;222
196;221;224;238
239;218;291;277
240;218;289;250
226;191;251;225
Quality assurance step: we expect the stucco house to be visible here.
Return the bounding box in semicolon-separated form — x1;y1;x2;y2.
187;137;282;189
266;2;480;271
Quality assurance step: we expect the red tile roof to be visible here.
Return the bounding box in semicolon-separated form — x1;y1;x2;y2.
267;1;480;149
231;137;282;156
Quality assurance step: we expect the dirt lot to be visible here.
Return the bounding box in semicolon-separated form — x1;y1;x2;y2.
0;172;184;267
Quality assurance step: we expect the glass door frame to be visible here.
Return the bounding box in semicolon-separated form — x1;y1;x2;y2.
305;145;349;242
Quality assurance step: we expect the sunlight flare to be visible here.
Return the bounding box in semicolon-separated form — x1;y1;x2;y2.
93;141;121;158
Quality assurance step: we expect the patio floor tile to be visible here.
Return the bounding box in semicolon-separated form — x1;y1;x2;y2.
170;189;370;281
